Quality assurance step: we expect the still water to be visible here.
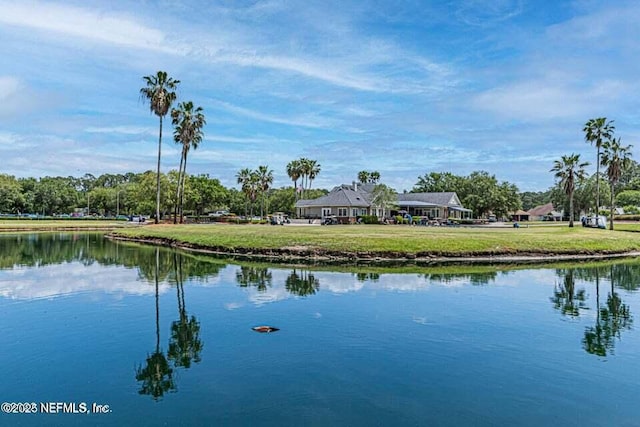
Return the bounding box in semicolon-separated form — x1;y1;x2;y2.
0;233;639;426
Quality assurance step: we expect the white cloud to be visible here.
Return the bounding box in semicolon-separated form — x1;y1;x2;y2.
0;1;175;53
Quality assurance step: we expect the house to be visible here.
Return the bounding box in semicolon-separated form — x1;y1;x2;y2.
527;203;562;221
396;192;471;220
295;182;376;223
295;183;470;222
510;209;530;222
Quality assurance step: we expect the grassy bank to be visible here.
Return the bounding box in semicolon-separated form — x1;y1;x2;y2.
110;224;640;258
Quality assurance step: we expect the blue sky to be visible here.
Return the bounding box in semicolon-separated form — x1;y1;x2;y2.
1;0;639;192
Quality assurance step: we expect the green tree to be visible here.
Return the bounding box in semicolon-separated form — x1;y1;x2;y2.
584;118;615;217
413;172;463;193
550;154;589;227
0;174;25;213
369;171;381;184
140;71;180;223
256;165;274;218
615;190;640;208
370;184;397;218
358;170;370;184
286;159;302;200
171;101;206;223
601;137;633;230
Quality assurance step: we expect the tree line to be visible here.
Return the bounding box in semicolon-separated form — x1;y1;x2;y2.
0;171;327;218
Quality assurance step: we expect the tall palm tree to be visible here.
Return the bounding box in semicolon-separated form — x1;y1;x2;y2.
236;168;252;216
583;118;615;219
601;137;632;230
307;159;321;191
286;160;302;200
369;171;381;184
298;157;311;198
171;101;206;224
550;154;589;227
140;71;180;224
256;165;273;218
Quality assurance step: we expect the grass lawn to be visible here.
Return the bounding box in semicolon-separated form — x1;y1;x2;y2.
111;223;640;256
0;219;128;230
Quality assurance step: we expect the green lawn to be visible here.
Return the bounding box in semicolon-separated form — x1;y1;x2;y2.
111;223;640;256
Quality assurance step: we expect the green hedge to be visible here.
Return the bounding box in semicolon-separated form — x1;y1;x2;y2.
358;215;380;224
614;214;640;221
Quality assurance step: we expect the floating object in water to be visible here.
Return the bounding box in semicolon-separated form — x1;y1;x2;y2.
252;325;279;333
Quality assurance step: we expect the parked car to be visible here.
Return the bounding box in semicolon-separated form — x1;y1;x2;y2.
208;210;230;217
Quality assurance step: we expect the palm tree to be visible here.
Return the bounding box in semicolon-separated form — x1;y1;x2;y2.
358;170;370;184
369;171;381;184
583;118;615;219
236;168;252;216
140;71;180;224
551;154;589;227
298;157;311;198
256;165;273;218
171;101;206;224
601;137;632;230
307;159;321;191
286;160;302;200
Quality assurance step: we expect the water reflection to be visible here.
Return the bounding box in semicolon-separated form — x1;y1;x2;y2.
136;248;204;400
285;269;320;296
551;264;635;357
168;251;203;369
235;266;273;292
551;269;587;317
136;247;176;400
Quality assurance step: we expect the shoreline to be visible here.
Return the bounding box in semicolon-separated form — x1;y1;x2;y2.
107;234;640;266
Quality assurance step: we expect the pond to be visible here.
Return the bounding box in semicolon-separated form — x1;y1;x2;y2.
1;233;639;426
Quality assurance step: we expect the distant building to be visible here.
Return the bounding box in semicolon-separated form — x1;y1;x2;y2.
295;182;470;222
527;203;562;221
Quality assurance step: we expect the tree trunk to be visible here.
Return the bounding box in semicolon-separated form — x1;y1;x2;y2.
155;116;163;224
569;191;574;227
595;147;600;218
180;151;188;224
174;148;185;224
610;186;615;230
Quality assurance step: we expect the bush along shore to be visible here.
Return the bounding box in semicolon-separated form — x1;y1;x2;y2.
108;224;640;266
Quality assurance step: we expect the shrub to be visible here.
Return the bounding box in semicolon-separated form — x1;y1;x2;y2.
359;215;379;224
614;214;640;221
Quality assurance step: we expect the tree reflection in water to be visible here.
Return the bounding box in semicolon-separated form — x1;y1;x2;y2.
550;264;634;357
551;269;587;317
285;269;320;296
168;251;203;369
235;266;273;292
136;247;175;400
582;265;633;357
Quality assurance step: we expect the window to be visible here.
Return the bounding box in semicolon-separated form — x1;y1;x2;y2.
322;208;332;217
338;208;348;217
352;208;358;217
360;208;367;216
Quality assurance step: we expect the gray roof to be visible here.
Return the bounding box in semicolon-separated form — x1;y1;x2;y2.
397;192;461;207
295;185;371;208
296;185;467;210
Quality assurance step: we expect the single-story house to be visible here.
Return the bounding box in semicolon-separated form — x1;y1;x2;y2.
527;203;563;221
396;192;472;220
295;183;470;222
510;209;530;222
